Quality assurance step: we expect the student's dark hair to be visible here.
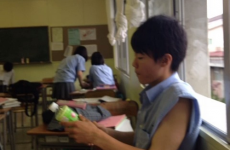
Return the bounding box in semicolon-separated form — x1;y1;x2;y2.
3;62;13;72
131;15;187;71
73;46;88;62
91;52;104;65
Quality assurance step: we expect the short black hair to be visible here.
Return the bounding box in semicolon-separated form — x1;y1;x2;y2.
3;62;13;72
73;46;88;62
131;15;187;71
91;52;104;65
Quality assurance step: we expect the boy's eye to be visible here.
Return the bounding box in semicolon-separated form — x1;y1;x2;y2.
137;57;143;60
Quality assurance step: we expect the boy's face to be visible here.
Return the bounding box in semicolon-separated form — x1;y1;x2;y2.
132;53;165;86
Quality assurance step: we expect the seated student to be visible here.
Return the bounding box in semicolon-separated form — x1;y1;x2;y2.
0;62;14;86
52;46;90;100
62;15;201;150
88;52;115;88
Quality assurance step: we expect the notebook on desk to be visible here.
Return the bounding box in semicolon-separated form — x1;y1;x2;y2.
97;114;126;129
99;96;120;103
73;98;101;104
0;98;7;105
73;96;120;104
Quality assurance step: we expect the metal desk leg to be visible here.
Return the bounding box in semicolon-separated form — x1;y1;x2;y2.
42;87;47;111
35;105;39;126
2;116;6;150
7;111;15;150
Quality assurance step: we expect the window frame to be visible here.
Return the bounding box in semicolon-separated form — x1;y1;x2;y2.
223;0;230;142
113;0;130;76
115;38;130;75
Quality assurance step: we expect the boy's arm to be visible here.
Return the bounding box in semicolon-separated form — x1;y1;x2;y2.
98;126;135;145
93;98;191;150
149;98;192;150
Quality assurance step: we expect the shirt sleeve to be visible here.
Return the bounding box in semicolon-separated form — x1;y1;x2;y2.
76;56;86;72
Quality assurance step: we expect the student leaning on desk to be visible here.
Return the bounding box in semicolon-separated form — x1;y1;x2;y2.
61;15;201;150
52;46;90;100
87;52;115;88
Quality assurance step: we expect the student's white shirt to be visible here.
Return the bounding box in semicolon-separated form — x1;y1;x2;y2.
0;70;14;85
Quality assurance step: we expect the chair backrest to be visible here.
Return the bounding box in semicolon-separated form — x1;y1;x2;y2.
85;89;116;98
10;80;42;117
42;77;54;84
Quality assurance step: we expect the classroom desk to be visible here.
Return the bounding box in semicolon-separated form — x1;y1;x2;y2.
27;119;133;150
0;108;16;150
0;114;6;150
27;100;138;150
27;124;93;150
0;92;11;97
70;89;116;99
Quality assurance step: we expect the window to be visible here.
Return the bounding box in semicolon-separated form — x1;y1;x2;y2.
148;0;230;143
115;39;129;75
178;0;230;143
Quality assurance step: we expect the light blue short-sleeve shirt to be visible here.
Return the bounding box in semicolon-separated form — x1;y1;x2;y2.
134;73;201;150
89;64;115;88
54;54;85;83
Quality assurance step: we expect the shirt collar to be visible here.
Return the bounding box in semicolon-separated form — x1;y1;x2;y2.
140;73;181;106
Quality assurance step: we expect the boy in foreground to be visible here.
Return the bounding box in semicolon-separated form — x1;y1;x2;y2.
62;15;201;150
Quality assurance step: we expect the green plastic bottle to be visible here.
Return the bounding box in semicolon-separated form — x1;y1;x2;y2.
49;102;79;122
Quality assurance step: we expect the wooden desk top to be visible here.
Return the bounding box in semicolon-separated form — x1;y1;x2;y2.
27;124;68;136
0;93;11;97
0;114;6;121
0;108;11;113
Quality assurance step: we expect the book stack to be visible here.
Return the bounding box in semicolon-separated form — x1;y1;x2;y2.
0;98;21;108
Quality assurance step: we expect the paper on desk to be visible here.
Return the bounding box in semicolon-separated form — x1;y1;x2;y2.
115;119;133;132
73;98;101;104
100;96;120;102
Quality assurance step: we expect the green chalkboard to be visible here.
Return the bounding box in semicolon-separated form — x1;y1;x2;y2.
0;26;50;64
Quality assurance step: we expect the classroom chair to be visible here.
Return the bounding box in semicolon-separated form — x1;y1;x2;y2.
0;108;15;150
41;78;54;110
10;80;41;133
0;114;6;150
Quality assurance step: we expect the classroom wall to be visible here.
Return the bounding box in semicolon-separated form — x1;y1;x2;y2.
0;0;117;89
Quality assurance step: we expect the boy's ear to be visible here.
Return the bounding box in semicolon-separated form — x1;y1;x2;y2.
160;54;172;67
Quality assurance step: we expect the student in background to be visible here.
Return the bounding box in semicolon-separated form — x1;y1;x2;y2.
52;46;89;100
88;52;115;88
62;15;201;150
0;62;14;86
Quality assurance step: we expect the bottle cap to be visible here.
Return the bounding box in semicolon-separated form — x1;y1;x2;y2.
49;102;59;112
